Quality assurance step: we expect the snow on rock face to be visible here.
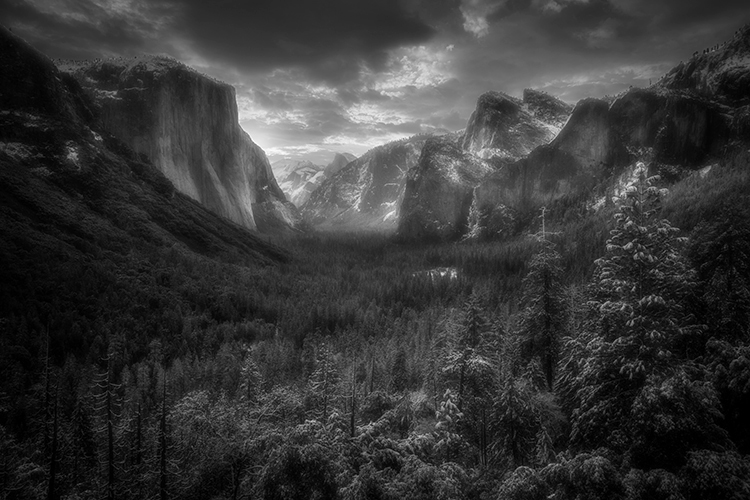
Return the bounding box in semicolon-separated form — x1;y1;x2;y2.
302;138;425;231
462;91;570;161
522;88;573;129
273;159;324;207
60;56;300;232
272;153;356;207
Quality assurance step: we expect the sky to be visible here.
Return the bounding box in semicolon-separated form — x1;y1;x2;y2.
1;0;748;165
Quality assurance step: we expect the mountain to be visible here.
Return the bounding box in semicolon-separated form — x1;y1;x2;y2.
273;159;324;207
0;26;286;263
302;137;427;230
461;89;572;162
398;136;494;240
400;26;750;241
58;56;301;232
272;153;356;207
397;90;572;240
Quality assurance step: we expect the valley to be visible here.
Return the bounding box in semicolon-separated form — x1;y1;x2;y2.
1;15;750;500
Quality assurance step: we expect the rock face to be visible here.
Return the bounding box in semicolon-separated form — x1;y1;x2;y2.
523;88;573;129
470;86;734;238
462;90;571;162
0;26;285;264
59;57;300;232
398;137;493;241
398;90;572;240
302;138;426;230
273;153;355;207
660;24;750;104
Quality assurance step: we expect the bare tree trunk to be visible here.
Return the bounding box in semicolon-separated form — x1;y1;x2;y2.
106;366;115;500
350;370;356;438
160;377;168;500
47;393;58;500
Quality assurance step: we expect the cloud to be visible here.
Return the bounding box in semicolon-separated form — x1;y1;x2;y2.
3;0;748;163
169;0;435;85
0;0;176;59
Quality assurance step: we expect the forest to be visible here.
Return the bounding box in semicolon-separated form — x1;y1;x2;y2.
1;151;750;500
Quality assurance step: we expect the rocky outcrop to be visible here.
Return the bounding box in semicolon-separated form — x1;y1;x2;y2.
398;137;493;241
461;90;571;162
302;138;426;230
660;24;750;105
59;56;300;231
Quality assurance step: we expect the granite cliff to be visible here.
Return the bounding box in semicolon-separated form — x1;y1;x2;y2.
398;137;494;240
462;90;571;162
60;57;300;232
0;26;286;264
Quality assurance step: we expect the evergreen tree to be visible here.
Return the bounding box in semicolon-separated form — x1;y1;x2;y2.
390;349;409;394
309;342;340;423
689;207;750;341
517;237;566;389
240;349;262;404
441;293;496;465
568;164;702;455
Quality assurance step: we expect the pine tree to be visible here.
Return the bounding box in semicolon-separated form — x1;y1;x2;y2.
390;348;409;394
689;207;750;341
93;353;121;500
159;376;168;500
517;235;566;389
309;342;340;423
568;164;700;451
239;349;262;404
441;292;496;465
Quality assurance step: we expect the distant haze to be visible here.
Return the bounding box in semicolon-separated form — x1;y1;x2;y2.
3;0;747;162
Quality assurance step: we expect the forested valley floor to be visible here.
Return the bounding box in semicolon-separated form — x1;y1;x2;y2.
2;157;750;500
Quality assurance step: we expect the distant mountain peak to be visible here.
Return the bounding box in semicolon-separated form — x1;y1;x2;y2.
302;137;426;230
272;152;357;208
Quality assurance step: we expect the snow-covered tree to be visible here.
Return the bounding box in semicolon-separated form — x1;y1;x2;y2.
308;342;340;423
568;164;702;452
518;237;566;389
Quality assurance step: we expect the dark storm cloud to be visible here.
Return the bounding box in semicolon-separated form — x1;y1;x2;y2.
0;0;165;59
171;0;435;85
